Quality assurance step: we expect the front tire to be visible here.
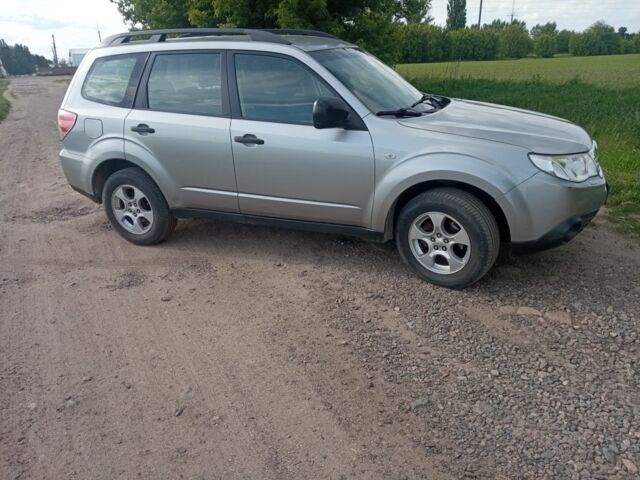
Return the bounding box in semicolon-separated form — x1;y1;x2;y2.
395;188;500;289
103;168;177;245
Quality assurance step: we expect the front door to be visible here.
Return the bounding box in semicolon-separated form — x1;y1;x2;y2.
229;52;374;227
124;51;237;212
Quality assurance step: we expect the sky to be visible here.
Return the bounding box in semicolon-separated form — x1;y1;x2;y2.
1;0;639;59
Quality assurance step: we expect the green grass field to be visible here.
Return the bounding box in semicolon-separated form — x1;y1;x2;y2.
0;80;9;122
398;54;640;88
398;54;640;237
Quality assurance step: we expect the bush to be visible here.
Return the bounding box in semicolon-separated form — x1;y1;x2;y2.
497;24;532;58
399;24;446;63
620;38;636;54
534;33;557;58
569;32;605;56
447;28;499;61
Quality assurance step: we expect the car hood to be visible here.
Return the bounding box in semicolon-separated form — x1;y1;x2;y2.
398;99;592;155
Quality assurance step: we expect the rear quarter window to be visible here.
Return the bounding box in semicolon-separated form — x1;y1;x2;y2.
82;53;147;107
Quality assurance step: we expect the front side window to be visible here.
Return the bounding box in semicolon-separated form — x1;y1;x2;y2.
83;53;146;107
310;48;425;114
234;54;336;125
147;53;223;116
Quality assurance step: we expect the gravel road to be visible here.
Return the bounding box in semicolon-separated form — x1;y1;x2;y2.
1;76;639;480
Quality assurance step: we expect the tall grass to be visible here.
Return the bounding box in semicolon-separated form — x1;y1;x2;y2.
407;76;640;236
0;80;9;122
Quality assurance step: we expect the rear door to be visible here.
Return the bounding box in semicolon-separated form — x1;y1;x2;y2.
228;52;375;227
124;50;238;212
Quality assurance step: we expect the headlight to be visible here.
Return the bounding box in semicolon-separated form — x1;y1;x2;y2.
529;142;601;182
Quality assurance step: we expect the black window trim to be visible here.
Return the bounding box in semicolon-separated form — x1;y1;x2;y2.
134;49;231;119
227;50;367;131
82;52;149;108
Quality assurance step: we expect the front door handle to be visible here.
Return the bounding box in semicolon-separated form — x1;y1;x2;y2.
234;134;264;146
131;124;155;134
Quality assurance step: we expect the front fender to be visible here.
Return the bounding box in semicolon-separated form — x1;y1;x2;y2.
371;152;525;232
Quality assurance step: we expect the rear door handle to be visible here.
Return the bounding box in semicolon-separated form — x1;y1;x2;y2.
234;134;264;146
131;124;155;134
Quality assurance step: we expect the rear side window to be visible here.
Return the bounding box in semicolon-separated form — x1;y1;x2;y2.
147;53;223;116
82;53;146;107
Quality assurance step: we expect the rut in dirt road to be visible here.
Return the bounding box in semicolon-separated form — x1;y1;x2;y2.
1;77;639;480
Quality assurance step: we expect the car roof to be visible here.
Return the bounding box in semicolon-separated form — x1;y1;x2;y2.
98;29;355;54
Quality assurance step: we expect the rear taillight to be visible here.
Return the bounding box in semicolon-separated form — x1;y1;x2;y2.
58;109;77;139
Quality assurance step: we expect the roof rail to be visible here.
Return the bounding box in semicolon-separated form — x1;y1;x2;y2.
262;29;339;40
101;28;294;47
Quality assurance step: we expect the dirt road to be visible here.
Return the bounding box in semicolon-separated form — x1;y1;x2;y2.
1;76;639;480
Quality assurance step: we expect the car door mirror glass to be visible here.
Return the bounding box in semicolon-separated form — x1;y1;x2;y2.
313;98;350;129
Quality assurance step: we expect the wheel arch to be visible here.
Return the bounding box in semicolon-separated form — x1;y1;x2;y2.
91;158;141;203
383;180;511;243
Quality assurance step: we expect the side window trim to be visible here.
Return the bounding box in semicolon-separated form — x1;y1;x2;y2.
227;50;366;130
82;52;149;108
134;50;230;118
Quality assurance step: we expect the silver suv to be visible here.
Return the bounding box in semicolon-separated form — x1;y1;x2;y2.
58;29;608;288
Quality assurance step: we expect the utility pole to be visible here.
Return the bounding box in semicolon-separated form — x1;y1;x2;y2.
509;0;516;22
477;0;483;28
51;34;58;67
97;24;102;43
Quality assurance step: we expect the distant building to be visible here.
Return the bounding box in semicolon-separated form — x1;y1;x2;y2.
68;49;91;67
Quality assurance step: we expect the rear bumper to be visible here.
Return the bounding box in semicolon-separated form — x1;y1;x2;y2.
59;148;94;195
511;209;598;254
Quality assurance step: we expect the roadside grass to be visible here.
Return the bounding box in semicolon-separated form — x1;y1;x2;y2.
0;79;9;122
398;57;640;237
397;54;640;89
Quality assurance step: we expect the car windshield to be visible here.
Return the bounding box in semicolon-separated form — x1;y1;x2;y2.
310;47;428;114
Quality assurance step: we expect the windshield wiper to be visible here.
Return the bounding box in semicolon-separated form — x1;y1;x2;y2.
375;107;423;118
411;94;444;109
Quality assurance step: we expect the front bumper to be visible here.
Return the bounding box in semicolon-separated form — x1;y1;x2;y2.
511;209;599;253
498;171;608;250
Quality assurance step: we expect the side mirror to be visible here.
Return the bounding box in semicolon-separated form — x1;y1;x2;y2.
313;97;350;129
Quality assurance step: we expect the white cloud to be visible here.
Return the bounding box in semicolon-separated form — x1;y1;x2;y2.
0;0;126;59
0;0;639;60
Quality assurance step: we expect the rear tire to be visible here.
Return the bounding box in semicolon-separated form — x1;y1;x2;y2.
395;188;500;289
103;167;177;245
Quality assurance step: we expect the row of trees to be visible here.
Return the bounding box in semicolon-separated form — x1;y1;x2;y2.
111;0;640;64
0;40;49;75
398;20;640;63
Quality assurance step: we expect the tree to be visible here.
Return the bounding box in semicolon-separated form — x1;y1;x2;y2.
446;0;466;30
399;0;433;24
534;33;557;57
0;39;49;75
399;24;444;62
530;21;557;38
569;31;605;56
497;22;532;58
585;21;620;54
111;0;191;28
556;29;573;53
214;0;279;28
111;0;406;63
617;26;628;38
